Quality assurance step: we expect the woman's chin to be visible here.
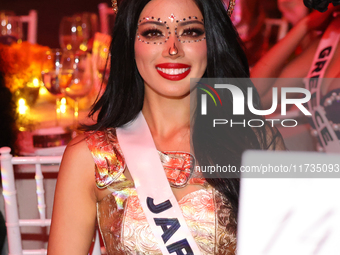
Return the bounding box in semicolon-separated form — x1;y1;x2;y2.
145;85;191;100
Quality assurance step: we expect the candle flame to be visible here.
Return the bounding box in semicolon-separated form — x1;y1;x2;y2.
60;97;67;114
18;98;29;115
33;78;40;87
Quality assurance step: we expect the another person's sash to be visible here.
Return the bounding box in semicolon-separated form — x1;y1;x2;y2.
116;112;201;255
304;15;340;152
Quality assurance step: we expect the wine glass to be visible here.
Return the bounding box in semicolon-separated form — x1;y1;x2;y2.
94;43;110;87
41;49;73;125
73;12;98;52
92;33;111;91
0;14;23;45
61;51;93;130
59;15;90;52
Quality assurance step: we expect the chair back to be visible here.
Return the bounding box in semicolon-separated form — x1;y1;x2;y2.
98;3;115;34
264;18;289;44
20;10;38;44
0;147;102;255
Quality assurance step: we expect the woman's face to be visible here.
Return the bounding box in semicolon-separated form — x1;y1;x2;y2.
134;0;207;99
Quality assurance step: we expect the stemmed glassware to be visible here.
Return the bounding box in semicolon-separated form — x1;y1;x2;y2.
59;15;90;52
75;12;98;52
59;16;83;52
92;32;111;92
94;43;110;86
61;51;93;130
0;14;23;45
41;49;73;126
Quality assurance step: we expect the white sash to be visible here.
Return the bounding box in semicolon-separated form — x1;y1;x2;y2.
304;15;340;152
116;112;201;255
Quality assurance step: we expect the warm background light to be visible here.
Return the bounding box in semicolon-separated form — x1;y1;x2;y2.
39;86;48;96
32;78;40;87
60;97;67;114
18;98;29;115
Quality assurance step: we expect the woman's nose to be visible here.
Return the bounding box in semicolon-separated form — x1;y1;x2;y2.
162;36;183;58
169;42;178;56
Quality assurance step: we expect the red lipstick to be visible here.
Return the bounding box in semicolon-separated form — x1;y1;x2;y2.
156;63;191;81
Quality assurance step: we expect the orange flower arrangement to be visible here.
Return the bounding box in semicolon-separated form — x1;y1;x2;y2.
0;42;50;93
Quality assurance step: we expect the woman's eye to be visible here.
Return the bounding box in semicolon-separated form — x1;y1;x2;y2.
141;29;164;38
181;28;205;37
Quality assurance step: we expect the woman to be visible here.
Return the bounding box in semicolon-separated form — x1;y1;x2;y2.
251;1;340;152
48;0;284;254
278;0;317;55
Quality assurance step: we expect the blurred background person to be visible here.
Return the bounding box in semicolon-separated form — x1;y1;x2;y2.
251;2;340;152
225;0;268;66
278;0;318;55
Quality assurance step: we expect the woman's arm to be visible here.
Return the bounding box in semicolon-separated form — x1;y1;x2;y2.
251;18;309;81
251;7;338;108
255;38;320;109
48;135;97;254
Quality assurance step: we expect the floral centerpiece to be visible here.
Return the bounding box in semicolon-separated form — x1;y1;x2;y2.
0;42;50;106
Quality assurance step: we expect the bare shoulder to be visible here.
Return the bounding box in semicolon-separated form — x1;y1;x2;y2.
48;134;97;254
58;134;96;199
62;134;91;162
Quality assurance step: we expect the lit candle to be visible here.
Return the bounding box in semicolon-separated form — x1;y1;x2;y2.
60;97;67;114
18;98;29;115
27;76;42;88
32;78;40;87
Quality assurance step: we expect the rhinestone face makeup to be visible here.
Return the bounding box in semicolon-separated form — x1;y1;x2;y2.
136;16;206;45
136;17;170;45
175;16;206;43
168;13;176;22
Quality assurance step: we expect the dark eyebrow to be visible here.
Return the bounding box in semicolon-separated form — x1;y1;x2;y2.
139;21;167;27
177;20;204;26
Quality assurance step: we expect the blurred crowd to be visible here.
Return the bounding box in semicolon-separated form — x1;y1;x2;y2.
227;0;313;66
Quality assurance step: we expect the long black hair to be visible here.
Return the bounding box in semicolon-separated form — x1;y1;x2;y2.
84;0;281;219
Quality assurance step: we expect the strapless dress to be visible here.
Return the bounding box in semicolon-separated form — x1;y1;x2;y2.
84;128;237;255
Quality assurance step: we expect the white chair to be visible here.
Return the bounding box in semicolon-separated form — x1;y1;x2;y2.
264;18;289;43
0;147;102;255
98;3;115;34
20;10;38;44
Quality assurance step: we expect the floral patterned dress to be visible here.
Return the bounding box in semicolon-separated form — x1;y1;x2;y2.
85;128;237;255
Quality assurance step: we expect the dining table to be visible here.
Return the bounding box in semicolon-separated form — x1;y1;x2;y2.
0;28;111;254
17;88;96;155
0;88;96;252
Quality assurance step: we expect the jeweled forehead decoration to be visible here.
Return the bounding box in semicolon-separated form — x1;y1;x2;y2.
169;13;176;22
137;16;206;45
